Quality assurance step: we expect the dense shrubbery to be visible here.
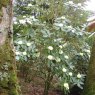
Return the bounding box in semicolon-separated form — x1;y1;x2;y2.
13;0;91;95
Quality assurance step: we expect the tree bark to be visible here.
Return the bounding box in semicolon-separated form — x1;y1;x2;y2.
0;0;20;95
82;37;95;95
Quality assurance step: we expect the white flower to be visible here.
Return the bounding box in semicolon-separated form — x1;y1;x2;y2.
25;18;32;24
59;45;63;49
59;50;63;54
88;54;90;58
27;20;32;24
62;68;67;72
79;53;83;56
19;20;26;24
58;23;63;27
64;55;69;59
68;1;73;4
78;3;81;6
80;14;83;16
77;73;82;78
18;41;23;44
56;57;61;62
63;43;68;47
69;72;73;76
84;49;90;53
61;16;66;19
23;16;26;18
28;4;33;7
48;55;54;60
68;26;72;29
64;83;69;90
48;46;53;50
15;51;20;55
30;16;38;21
30;16;35;19
72;30;75;33
22;52;27;55
14;21;18;24
27;42;31;46
35;52;40;57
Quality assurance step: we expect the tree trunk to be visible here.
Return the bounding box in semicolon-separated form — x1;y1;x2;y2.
0;0;20;95
82;37;95;95
43;71;53;95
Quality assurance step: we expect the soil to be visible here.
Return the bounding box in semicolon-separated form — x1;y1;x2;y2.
20;79;82;95
20;79;62;95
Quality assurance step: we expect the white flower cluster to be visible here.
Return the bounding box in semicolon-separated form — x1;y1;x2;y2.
19;19;26;25
47;55;61;62
47;46;53;60
18;41;23;44
19;16;36;25
48;46;53;50
23;16;26;18
64;55;69;59
68;26;72;29
68;1;73;5
61;16;66;19
54;23;63;27
59;43;68;48
64;83;69;90
47;46;62;62
48;55;54;60
84;49;90;53
55;57;61;62
62;68;67;72
59;50;63;54
26;18;32;24
14;21;18;24
77;73;82;78
59;45;63;49
62;67;73;76
63;43;68;47
15;51;27;56
15;51;20;55
58;23;63;27
69;72;73;76
77;3;81;6
79;53;84;56
28;4;33;7
22;52;27;55
27;42;31;46
17;41;31;47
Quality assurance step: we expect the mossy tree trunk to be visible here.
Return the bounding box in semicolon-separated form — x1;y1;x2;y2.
82;37;95;95
0;0;20;95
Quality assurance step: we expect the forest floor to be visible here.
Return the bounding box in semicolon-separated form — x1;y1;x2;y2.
20;78;82;95
20;78;63;95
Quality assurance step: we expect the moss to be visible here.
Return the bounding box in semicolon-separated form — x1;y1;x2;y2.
0;0;10;22
82;38;95;95
0;8;3;22
83;82;95;95
0;36;20;95
0;0;9;7
0;0;21;94
0;79;8;88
